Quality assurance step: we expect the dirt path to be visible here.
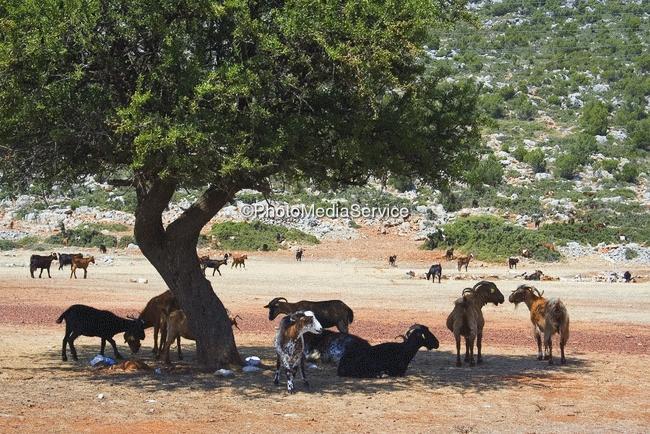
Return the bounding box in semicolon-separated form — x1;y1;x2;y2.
0;246;649;432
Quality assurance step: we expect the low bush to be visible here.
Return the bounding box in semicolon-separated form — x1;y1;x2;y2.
0;240;17;251
554;153;582;179
210;221;319;251
524;148;547;173
427;216;561;262
46;226;118;248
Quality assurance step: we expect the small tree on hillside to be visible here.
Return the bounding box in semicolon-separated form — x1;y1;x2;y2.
580;100;609;135
0;0;480;368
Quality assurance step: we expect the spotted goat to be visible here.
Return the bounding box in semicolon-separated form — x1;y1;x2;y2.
273;311;322;393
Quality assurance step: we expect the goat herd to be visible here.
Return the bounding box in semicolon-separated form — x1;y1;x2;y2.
50;246;571;394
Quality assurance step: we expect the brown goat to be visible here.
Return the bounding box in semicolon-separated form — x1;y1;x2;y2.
445;248;455;261
138;291;180;358
70;256;95;279
231;254;248;269
509;284;569;364
456;253;474;272
446;281;504;367
161;309;242;364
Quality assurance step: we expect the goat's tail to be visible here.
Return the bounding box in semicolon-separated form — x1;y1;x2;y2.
55;308;70;324
547;299;568;329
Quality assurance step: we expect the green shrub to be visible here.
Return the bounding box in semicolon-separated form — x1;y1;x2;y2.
539;222;619;246
512;145;528;162
210;221;319;251
432;216;560;262
46;226;118;248
615;163;640;183
625;248;639;260
554;154;582;179
387;175;416;192
500;143;510;153
580;100;609;135
598;159;619;173
510;94;536;121
118;235;135;248
524;148;546;173
421;229;447;250
0;240;17;251
236;191;264;204
481;93;506;119
626;118;650;151
567;134;597;165
465;154;504;189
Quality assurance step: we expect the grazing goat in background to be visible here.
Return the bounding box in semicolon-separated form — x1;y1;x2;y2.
231;253;248;269
199;254;229;276
426;263;442;283
30;253;58;278
70;256;95;279
58;253;82;270
337;324;439;378
138;291;179;358
296;248;304;262
388;255;397;267
445;248;454;261
508;257;520;269
446;281;504;367
456;253;474;272
303;330;370;364
274;311;322;393
624;271;632;283
264;297;354;333
99;244;107;254
509;284;570;364
56;304;145;361
521;248;532;258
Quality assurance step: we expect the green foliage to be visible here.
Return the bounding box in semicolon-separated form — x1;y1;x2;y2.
625;248;638;260
465;155;504;189
236;191;264;204
480;93;505;119
210;221;318;251
580;100;609;135
567;134;598;165
615;163;640;183
387;175;416;192
0;0;480;197
0;240;17;251
118;235;136;248
46;225;118;248
524;148;546;173
512;145;528;162
435;216;560;262
421;229;447;250
554;154;582;180
510;94;536;121
627;118;650;151
597;159;619;173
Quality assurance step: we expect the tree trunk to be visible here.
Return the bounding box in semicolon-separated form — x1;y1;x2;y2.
133;177;242;370
144;239;242;369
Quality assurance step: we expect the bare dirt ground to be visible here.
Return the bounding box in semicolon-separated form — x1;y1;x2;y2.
1;236;649;433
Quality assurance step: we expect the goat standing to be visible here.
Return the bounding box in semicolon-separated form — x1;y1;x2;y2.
264;297;354;333
200;254;229;276
508;257;519;269
446;281;504;367
509;284;570;364
231;253;247;269
296;248;304;262
456;253;474;272
388;255;397;267
56;304;145;361
58;253;82;270
30;253;58;278
70;256;95;279
138;290;180;358
274;311;322;393
426;263;442;283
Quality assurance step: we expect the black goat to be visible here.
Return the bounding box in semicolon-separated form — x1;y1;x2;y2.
337;324;439;378
624;271;632;283
296;248;304;261
388;255;397;267
426;263;442;283
56;304;145;361
264;297;354;333
508;257;519;269
99;244;107;254
58;253;82;270
303;330;370;364
200;254;229;276
30;253;58;278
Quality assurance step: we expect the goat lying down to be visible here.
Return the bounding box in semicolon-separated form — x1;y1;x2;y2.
337;324;439;378
509;284;570;364
274;311;322;393
303;330;370;364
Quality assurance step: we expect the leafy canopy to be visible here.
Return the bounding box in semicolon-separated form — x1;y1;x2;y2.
0;0;480;194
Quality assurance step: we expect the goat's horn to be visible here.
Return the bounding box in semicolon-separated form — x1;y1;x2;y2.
234;315;243;321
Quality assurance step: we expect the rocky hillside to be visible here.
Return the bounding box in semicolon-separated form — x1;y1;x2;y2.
0;0;648;263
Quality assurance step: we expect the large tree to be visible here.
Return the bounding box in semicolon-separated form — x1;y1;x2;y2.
0;0;480;368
